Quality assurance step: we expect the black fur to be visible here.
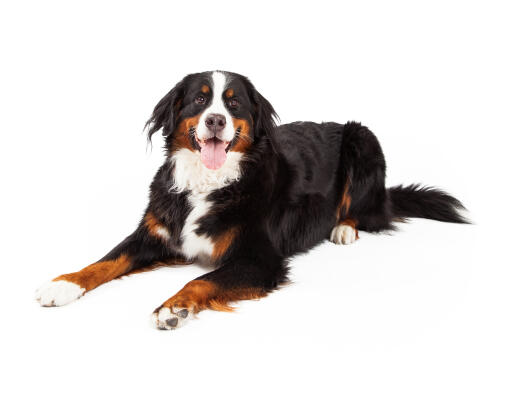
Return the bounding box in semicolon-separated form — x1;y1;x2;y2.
110;71;467;296
388;184;468;223
41;70;468;324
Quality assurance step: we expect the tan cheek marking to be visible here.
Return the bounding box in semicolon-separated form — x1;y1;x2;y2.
201;85;210;93
172;114;201;151
160;279;267;313
53;254;131;292
225;88;234;98
212;226;239;261
231;118;252;153
145;212;169;240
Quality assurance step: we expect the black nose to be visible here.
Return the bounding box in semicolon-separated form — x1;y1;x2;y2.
205;114;226;132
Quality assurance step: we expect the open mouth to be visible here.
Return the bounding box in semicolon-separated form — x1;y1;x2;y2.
196;136;230;170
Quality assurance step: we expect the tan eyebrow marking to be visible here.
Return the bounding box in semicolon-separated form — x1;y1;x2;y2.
201;85;210;93
225;88;234;98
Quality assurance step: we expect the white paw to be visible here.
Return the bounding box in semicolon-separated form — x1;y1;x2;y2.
35;280;85;307
152;306;194;330
330;224;358;245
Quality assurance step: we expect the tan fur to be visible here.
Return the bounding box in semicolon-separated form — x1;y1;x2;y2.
212;226;239;261
53;255;131;292
339;218;359;239
53;255;192;293
336;177;352;221
129;258;192;275
231;118;252;153
173;114;201;151
334;177;359;238
159;279;267;313
144;212;168;238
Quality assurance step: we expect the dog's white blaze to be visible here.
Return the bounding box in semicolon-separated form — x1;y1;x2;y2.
196;71;235;142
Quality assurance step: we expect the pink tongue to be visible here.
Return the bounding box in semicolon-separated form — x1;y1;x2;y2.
200;138;227;170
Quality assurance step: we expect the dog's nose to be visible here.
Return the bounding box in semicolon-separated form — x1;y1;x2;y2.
205;114;226;132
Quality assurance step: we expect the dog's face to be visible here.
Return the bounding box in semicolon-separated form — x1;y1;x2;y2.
147;71;277;170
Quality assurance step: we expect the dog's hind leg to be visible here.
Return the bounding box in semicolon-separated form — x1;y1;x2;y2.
330;122;392;245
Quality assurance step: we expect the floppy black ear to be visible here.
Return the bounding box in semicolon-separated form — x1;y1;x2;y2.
145;79;185;142
252;89;279;139
244;77;278;139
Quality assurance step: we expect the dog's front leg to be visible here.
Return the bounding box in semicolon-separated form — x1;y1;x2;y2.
36;218;187;307
153;250;288;330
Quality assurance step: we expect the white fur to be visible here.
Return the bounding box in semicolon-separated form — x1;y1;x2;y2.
171;148;243;259
35;280;85;306
330;224;358;245
152;306;194;330
155;225;170;240
180;191;215;259
195;71;235;143
170;148;243;194
168;71;245;261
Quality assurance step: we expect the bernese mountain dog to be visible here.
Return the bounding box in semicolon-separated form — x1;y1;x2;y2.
35;70;467;330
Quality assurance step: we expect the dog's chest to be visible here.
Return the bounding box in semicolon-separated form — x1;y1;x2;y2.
179;192;214;259
169;150;243;260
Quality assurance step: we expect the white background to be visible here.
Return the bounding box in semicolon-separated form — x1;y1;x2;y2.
1;1;510;408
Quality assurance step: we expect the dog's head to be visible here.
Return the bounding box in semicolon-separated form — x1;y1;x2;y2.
146;71;277;170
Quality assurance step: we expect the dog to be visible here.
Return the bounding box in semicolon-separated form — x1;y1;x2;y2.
35;70;467;329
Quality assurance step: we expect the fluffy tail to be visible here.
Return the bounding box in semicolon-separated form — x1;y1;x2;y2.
388;184;469;224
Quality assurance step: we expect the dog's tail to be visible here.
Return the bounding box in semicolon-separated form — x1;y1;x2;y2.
388;184;469;224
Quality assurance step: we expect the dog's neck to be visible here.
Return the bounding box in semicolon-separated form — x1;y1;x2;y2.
169;148;244;194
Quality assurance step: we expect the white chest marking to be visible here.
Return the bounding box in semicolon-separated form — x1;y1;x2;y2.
170;148;243;194
171;70;245;260
171;148;243;260
180;192;214;259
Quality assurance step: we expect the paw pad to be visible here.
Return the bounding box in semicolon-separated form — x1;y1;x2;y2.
153;307;193;330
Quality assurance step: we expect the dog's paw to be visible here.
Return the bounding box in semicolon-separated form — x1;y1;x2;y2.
330;224;358;245
35;280;85;307
152;306;194;330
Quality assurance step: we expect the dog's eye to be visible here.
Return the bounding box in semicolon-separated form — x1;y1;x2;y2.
195;95;206;105
228;99;239;108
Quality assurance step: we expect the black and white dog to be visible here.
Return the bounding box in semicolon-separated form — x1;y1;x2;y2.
35;71;467;330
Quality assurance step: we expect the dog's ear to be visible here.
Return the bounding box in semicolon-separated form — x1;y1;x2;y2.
253;90;278;139
244;78;278;139
145;80;185;142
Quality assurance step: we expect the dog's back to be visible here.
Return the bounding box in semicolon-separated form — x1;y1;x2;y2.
36;71;468;330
